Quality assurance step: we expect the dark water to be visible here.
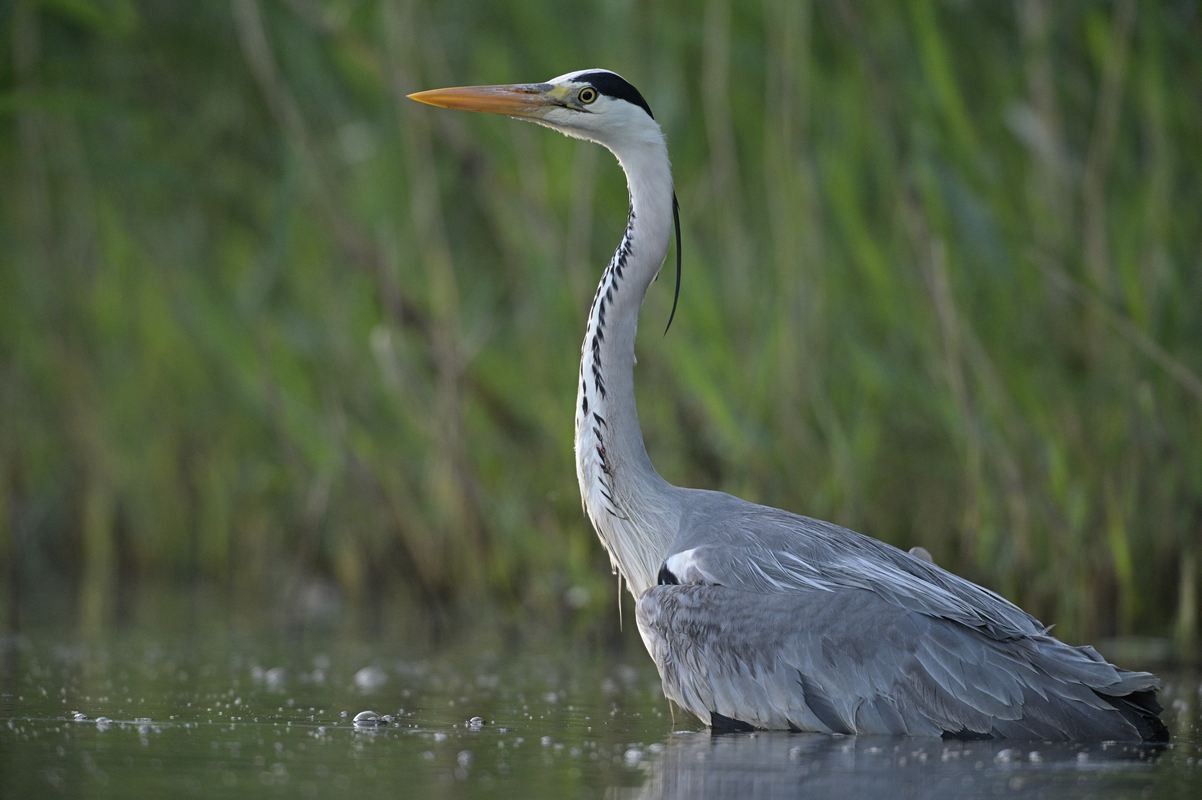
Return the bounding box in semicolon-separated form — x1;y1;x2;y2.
1;607;1199;799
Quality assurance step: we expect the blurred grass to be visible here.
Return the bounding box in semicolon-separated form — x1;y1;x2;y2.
1;0;1199;650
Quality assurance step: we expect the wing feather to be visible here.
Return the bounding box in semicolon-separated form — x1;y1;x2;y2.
636;489;1166;740
637;582;1157;739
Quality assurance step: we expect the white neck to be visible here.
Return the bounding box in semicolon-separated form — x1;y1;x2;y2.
573;134;681;597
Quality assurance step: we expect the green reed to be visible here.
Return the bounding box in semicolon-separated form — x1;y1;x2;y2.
2;1;1198;652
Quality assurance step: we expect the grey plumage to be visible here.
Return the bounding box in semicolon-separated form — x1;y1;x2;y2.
410;69;1168;743
639;490;1167;741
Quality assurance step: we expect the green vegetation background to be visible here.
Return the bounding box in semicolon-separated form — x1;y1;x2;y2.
2;0;1199;650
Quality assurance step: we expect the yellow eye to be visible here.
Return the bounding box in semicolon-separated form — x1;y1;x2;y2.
578;87;598;105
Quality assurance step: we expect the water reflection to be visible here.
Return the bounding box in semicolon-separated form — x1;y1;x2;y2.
0;607;1197;799
628;730;1166;800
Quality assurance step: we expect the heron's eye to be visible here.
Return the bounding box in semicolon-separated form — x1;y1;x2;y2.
578;87;598;105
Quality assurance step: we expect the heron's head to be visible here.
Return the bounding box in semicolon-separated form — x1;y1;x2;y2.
408;69;662;152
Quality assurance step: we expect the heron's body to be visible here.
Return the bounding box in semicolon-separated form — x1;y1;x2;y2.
409;70;1167;741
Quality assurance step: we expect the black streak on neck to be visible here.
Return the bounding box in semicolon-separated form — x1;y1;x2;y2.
579;208;638;520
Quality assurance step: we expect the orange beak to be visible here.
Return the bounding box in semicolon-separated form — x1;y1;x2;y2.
407;83;555;117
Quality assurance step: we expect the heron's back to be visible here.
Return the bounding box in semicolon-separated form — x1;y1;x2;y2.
638;488;1167;741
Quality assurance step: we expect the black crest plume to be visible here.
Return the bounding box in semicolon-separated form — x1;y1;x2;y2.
665;193;682;334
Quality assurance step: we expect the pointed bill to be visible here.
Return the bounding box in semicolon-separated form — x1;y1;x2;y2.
407;83;556;118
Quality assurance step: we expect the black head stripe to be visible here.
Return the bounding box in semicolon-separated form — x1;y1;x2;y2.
574;71;654;119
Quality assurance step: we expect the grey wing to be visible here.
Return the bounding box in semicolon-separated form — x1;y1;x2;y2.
668;494;1052;640
636;583;1161;739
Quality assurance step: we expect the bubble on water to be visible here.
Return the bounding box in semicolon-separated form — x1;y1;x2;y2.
95;717;112;730
623;747;643;766
1028;751;1042;763
253;667;286;690
352;710;382;727
994;748;1016;763
433;732;448;743
354;666;388;692
467;716;485;730
564;585;590;609
540;736;553;747
72;711;89;722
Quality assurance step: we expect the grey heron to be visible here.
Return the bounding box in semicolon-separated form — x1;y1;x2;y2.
409;70;1168;741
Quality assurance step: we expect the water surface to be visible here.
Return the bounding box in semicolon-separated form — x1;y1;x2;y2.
1;606;1198;798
